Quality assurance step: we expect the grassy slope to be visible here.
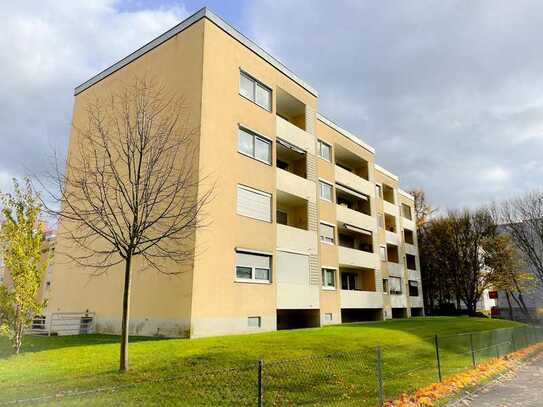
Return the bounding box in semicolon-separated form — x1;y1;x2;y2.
0;317;522;405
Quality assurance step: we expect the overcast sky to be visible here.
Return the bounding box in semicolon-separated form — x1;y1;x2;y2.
1;1;542;211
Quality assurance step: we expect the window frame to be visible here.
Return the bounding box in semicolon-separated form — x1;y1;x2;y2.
379;245;387;262
238;126;272;165
317;140;332;162
248;316;262;328
319;179;334;202
322;267;337;290
239;70;272;112
389;276;402;295
319;222;336;245
408;280;419;297
234;250;272;284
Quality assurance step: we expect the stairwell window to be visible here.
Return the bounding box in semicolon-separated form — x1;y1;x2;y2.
322;268;336;289
319;180;333;202
320;222;335;244
239;71;272;111
318;140;332;162
389;276;402;295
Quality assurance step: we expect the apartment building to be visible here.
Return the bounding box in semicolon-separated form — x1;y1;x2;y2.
47;8;423;338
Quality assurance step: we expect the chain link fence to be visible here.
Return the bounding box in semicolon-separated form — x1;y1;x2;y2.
3;325;543;406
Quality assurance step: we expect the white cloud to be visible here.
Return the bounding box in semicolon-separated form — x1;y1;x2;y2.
0;0;187;194
246;0;543;209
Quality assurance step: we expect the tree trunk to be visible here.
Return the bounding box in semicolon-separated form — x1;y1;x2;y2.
505;290;514;321
119;255;133;372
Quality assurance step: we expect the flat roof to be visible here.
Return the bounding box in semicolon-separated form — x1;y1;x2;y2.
74;7;318;97
374;164;399;181
316;113;375;154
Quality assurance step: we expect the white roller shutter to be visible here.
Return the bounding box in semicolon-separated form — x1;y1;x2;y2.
277;251;309;285
235;251;271;269
237;185;271;222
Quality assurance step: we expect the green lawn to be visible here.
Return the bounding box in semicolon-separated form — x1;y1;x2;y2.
0;317;530;406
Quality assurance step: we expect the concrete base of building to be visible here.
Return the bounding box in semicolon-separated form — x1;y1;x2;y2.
94;317;191;338
190;315;277;338
391;308;408;319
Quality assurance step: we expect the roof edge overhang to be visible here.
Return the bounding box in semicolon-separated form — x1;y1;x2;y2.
74;7;318;97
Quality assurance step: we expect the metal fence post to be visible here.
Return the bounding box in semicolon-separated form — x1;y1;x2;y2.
469;333;476;367
434;334;442;382
257;360;263;407
376;346;385;406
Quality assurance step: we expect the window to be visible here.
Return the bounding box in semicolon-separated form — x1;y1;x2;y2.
341;273;357;290
379;246;387;262
277;251;309;284
404;229;415;245
237;185;272;222
322;268;336;289
406;254;417;270
382;279;389;294
319;180;333;202
320;223;335;244
235;250;272;283
378;214;385;229
238;127;271;164
318;140;332;161
248;316;262;328
402;203;412;220
408;280;419;297
276;210;288;225
239;71;272;111
324;313;333;322
389;276;402;295
375;184;382;198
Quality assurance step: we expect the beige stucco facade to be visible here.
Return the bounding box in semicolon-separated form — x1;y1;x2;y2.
48;8;423;338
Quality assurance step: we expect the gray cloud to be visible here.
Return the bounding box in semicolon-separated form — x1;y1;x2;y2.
0;1;186;194
247;0;543;209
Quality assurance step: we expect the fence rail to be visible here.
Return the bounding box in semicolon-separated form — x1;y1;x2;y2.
26;312;95;336
6;325;543;406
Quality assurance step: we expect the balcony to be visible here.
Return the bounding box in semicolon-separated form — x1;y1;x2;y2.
341;290;383;309
276;224;318;255
408;269;420;281
277;284;320;309
385;230;399;245
404;243;417;256
383;200;397;216
276;168;315;202
338;246;379;269
390;294;408;308
388;262;403;277
334;165;374;197
402;217;416;231
336;205;376;233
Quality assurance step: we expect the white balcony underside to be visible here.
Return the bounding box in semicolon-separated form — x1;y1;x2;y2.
334;165;374;198
276;116;315;154
276;169;316;203
276;224;318;255
336;205;376;233
338;246;379;269
341;290;383;309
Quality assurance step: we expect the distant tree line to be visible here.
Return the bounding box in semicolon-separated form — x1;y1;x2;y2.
412;189;540;320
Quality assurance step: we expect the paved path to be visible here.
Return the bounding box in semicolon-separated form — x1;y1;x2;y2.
455;353;543;406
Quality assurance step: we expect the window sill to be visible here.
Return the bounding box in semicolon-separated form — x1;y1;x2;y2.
322;286;336;291
235;279;272;285
320;241;335;246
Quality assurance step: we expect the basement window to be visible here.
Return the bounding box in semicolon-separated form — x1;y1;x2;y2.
248;316;262;328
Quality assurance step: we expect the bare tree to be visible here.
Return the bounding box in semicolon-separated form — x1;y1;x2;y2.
41;78;212;372
497;191;543;285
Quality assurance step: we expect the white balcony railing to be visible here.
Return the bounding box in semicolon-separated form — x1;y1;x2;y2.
334;166;374;198
276;224;318;255
387;262;403;277
401;217;416;231
385;230;399;245
336;205;376;233
383;200;398;216
276;169;316;203
390;294;408;308
277;283;320;309
276;116;315;154
404;243;417;256
338;246;379;269
341;290;383;309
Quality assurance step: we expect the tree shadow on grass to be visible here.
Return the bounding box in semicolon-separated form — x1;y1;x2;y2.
0;334;172;360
